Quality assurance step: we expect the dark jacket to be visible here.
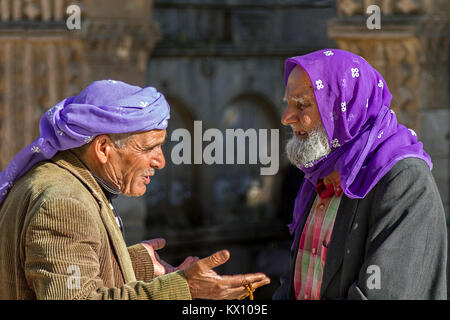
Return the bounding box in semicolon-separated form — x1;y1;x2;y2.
273;157;447;300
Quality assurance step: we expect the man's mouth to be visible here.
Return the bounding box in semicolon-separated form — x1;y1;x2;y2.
294;130;308;139
143;171;155;184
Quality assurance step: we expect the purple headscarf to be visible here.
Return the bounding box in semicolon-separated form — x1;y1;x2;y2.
0;80;170;206
286;49;432;247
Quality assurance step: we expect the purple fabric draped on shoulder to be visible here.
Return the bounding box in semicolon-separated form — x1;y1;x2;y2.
0;80;170;206
285;49;432;248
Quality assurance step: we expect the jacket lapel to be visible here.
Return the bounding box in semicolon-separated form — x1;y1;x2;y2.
320;196;358;298
97;199;136;283
51;150;136;283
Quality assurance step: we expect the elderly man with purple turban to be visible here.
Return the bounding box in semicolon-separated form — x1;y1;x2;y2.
0;80;270;300
274;49;447;300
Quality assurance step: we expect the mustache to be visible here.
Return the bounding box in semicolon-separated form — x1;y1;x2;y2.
142;169;155;176
285;125;331;168
290;127;307;133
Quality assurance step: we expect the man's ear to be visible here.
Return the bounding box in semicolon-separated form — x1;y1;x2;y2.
92;135;114;164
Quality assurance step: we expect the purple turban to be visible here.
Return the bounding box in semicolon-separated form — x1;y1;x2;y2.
0;80;170;206
285;49;432;245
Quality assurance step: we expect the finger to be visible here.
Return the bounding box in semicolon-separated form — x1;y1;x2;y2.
222;285;253;300
247;277;271;290
175;259;191;271
220;282;266;300
189;256;200;263
186;256;200;263
142;238;166;251
220;277;271;300
221;272;270;288
199;250;230;270
177;256;198;269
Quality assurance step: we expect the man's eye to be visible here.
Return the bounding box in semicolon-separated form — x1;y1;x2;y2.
144;144;163;152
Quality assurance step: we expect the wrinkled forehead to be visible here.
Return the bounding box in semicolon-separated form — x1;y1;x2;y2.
284;57;316;88
283;49;366;112
284;49;357;86
283;65;315;102
136;129;167;144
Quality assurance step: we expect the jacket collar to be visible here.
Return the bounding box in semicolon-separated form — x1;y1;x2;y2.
51;150;110;205
50;150;136;283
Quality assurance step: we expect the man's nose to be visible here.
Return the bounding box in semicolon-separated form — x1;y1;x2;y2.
281;104;298;126
151;146;166;169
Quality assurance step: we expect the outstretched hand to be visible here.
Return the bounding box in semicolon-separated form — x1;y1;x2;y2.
141;238;199;277
183;249;271;300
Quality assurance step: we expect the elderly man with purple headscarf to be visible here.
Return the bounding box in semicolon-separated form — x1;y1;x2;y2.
273;49;447;300
0;80;270;300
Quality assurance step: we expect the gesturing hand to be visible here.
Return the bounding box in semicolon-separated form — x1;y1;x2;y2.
141;238;199;277
183;249;271;300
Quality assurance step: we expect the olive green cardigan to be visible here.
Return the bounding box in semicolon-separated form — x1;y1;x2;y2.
0;150;191;300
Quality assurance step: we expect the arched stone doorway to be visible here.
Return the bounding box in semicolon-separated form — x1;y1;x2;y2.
144;96;202;232
208;92;283;226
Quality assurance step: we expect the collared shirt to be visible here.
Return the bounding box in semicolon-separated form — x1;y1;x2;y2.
294;171;342;300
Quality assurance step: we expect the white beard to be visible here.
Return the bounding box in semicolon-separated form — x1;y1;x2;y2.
286;125;332;168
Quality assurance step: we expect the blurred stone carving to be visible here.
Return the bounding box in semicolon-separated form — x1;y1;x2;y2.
338;0;437;16
338;0;364;16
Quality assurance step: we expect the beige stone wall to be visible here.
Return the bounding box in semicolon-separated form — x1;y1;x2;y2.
0;35;85;168
0;0;160;169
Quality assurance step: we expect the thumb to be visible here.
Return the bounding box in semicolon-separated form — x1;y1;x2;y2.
200;250;230;270
142;238;166;251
